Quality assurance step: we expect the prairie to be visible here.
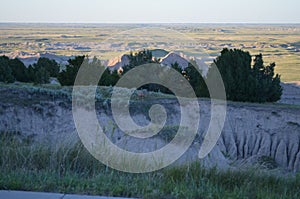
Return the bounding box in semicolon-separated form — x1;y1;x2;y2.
0;23;299;82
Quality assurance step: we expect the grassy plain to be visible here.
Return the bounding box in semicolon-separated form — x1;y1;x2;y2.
0;132;299;199
0;23;299;82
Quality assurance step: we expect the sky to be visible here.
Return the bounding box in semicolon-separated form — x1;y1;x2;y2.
0;0;299;23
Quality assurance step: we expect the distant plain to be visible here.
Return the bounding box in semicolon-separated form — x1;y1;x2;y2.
0;23;299;82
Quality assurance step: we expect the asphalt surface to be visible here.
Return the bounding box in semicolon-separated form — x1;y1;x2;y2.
0;190;135;199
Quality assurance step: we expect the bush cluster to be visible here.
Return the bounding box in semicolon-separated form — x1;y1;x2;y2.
0;48;282;102
212;48;282;102
0;56;59;84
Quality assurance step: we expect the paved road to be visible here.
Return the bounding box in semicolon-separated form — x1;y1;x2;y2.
0;190;135;199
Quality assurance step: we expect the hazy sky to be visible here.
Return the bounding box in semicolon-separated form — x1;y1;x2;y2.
0;0;299;23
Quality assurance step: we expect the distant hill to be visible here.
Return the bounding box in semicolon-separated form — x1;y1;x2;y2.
105;54;130;71
2;49;208;75
105;49;208;75
160;52;189;69
1;51;72;66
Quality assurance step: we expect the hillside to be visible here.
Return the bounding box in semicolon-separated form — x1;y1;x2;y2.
0;84;299;173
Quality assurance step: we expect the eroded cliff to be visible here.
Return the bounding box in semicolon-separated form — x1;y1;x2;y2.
0;85;299;172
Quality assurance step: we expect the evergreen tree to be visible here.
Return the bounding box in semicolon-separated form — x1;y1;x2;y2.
58;56;85;86
26;65;35;82
35;57;60;77
0;56;14;83
123;49;155;74
212;48;282;102
171;62;183;73
108;70;120;86
9;58;29;82
252;54;266;101
34;66;50;84
99;68;114;86
185;61;209;98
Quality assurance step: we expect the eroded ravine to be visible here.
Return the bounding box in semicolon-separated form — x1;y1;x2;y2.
0;86;299;172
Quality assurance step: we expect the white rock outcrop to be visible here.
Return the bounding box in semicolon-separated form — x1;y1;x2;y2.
0;87;299;172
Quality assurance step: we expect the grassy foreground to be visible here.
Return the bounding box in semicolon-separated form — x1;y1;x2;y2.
0;133;299;199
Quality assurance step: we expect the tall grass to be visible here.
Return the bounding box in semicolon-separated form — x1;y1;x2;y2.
0;132;299;199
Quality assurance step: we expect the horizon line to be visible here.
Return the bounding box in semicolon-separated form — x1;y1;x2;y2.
0;21;300;25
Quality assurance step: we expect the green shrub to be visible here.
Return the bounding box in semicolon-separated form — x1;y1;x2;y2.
0;133;299;199
211;48;282;102
257;156;278;169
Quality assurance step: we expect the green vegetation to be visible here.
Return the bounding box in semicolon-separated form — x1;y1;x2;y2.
257;156;278;170
184;61;209;98
123;49;173;94
58;55;85;86
212;48;282;102
0;56;14;83
123;49;154;73
34;57;60;78
0;132;299;199
57;55;121;87
0;48;282;102
0;55;60;84
9;58;29;82
120;48;282;102
0;79;298;198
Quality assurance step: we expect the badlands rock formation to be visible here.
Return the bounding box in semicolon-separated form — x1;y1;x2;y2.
160;52;190;69
1;51;72;66
106;54;130;71
0;85;300;172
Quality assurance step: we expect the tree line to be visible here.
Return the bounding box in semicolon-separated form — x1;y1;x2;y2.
0;56;59;84
0;48;282;102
